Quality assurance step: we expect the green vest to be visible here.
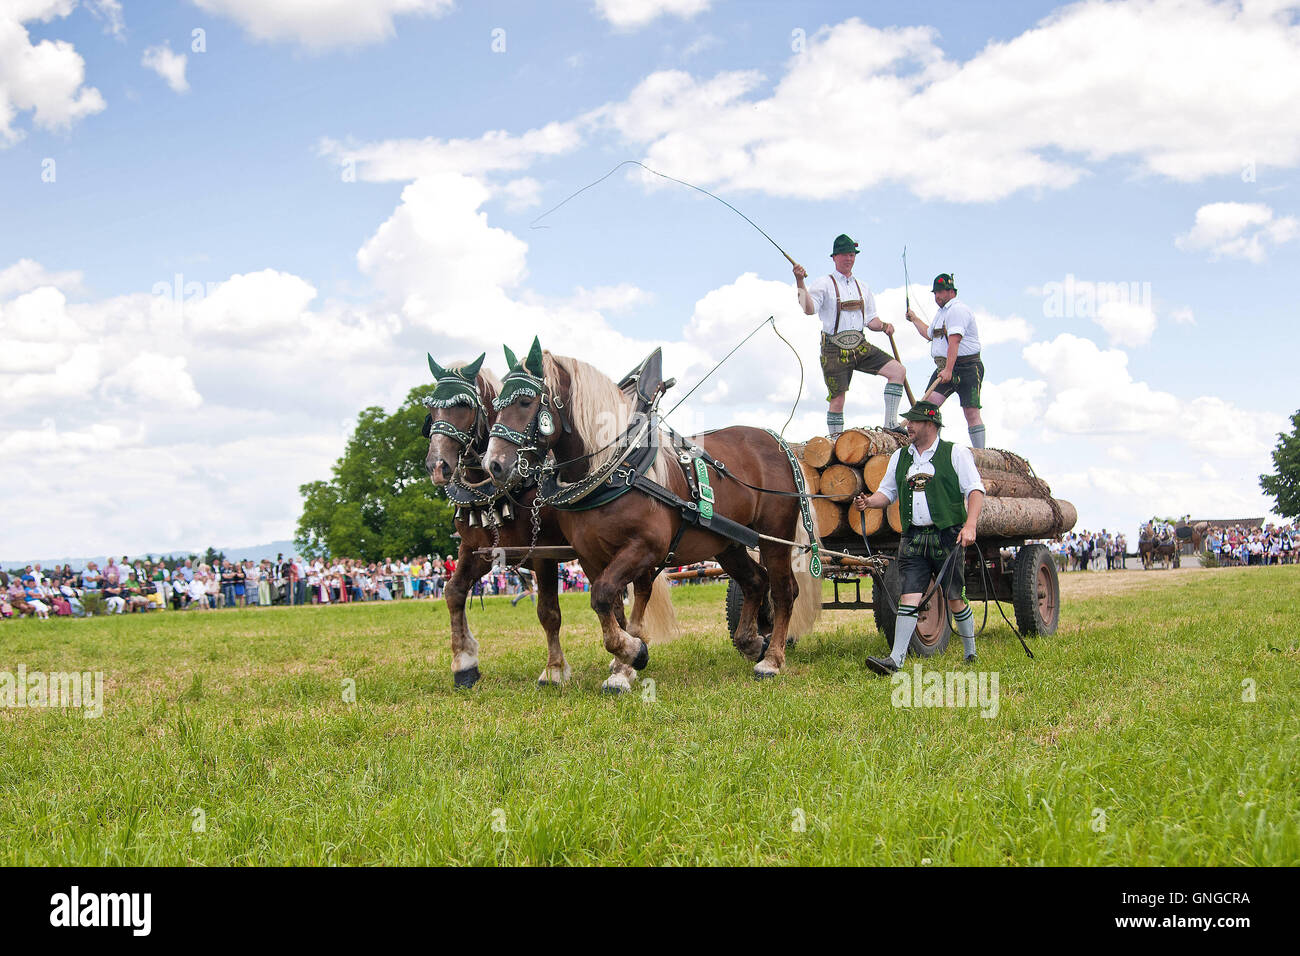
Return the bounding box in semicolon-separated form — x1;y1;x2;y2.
896;439;967;533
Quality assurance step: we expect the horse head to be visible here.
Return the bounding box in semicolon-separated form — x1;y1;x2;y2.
485;337;567;486
422;352;495;486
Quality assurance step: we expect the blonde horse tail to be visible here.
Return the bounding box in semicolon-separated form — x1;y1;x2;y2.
787;509;823;641
639;571;679;642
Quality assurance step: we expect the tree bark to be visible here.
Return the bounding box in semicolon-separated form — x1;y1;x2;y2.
976;497;1077;538
978;469;1052;499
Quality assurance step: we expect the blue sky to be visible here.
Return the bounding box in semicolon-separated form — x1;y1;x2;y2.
2;0;1297;561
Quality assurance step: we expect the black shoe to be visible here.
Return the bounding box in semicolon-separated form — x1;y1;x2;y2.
964;653;977;664
865;655;900;675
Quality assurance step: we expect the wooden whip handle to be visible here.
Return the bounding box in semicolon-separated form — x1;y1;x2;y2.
885;331;916;405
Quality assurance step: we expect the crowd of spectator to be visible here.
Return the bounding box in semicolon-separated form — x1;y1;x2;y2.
1202;523;1297;566
1052;531;1129;571
1;553;596;621
10;521;1292;621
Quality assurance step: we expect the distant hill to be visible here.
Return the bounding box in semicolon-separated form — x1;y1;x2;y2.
2;540;299;571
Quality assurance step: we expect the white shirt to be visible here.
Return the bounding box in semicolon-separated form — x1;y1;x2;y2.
875;435;984;527
928;298;981;359
806;271;879;335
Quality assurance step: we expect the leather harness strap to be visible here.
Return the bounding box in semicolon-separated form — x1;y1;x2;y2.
831;273;866;334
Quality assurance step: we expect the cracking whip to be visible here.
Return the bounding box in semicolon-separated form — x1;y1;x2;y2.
531;160;801;267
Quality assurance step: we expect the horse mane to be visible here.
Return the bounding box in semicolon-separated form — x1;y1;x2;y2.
543;351;670;485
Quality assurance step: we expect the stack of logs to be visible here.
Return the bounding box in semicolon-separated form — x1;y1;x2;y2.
796;427;1077;539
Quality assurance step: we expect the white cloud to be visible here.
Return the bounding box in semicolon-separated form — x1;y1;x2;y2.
1093;300;1157;349
192;0;454;49
319;120;586;184
187;270;317;335
0;0;106;145
973;308;1033;347
499;176;542;211
1035;274;1163;346
594;0;711;30
103;353;202;408
1017;333;1282;459
569;283;654;313
599;3;1300;202
0;258;84;298
1175;201;1299;262
141;43;189;94
85;0;125;39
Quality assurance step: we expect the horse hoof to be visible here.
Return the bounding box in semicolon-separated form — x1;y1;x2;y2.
753;667;779;681
601;681;631;695
453;666;480;689
631;639;650;671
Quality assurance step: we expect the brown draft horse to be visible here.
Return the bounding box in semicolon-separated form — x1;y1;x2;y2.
1138;529;1179;570
484;339;821;682
424;354;675;691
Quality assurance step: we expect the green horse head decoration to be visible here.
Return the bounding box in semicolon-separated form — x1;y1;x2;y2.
425;352;486;408
495;337;546;409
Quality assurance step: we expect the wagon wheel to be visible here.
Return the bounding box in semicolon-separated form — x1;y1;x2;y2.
725;577;776;648
1012;543;1059;636
872;559;950;658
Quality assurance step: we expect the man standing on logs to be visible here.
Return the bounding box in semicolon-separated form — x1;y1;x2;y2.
906;273;987;449
794;234;908;438
852;400;986;673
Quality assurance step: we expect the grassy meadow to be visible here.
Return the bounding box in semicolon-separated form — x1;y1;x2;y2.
1;566;1297;865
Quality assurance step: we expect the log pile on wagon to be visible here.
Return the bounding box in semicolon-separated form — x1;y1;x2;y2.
794;427;1077;540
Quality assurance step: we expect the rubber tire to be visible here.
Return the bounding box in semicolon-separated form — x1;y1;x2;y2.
725;577;742;640
871;559;950;658
725;577;773;644
1012;543;1060;636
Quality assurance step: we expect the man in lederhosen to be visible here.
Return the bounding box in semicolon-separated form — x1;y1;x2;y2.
794;234;908;437
852;400;986;673
906;273;987;448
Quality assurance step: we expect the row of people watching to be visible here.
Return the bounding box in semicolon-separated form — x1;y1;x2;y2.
1;553;597;619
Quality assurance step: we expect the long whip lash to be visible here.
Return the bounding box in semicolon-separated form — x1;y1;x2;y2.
531;160;799;266
535;160;806;435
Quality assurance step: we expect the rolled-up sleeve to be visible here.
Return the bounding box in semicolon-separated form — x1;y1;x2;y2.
875;449;902;504
952;444;985;499
863;287;878;323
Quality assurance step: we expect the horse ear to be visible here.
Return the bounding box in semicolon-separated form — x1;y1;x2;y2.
503;344;520;371
461;353;485;381
428;353;447;380
524;336;544;377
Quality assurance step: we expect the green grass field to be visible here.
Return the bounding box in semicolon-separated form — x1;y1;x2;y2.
1;567;1297;865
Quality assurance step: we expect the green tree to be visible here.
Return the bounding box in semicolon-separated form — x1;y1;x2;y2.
295;384;456;561
1260;410;1300;520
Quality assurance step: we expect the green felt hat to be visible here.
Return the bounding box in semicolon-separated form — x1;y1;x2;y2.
932;273;956;292
901;400;943;426
831;234;859;256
